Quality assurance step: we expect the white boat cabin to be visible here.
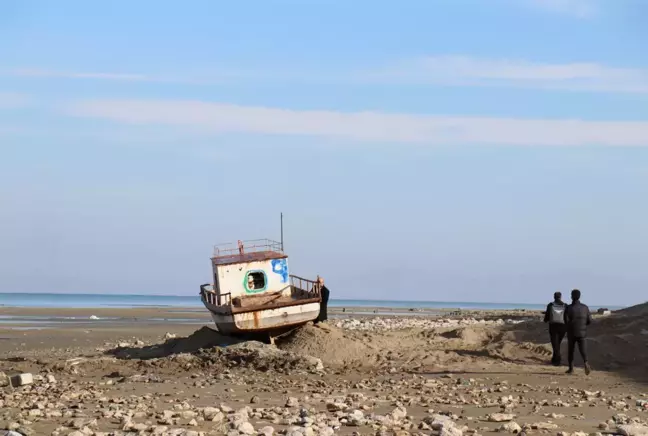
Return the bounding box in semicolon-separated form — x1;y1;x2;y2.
210;239;291;306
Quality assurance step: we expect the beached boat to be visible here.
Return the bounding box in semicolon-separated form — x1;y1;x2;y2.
199;239;322;337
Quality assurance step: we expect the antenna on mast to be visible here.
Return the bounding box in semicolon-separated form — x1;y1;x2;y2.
280;212;284;251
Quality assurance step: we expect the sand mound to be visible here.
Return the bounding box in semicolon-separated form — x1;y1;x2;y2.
277;324;377;366
196;341;324;373
616;301;648;317
105;328;325;374
106;324;370;371
495;304;648;371
487;340;553;363
440;326;492;345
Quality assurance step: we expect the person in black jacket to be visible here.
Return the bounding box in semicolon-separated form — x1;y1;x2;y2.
544;291;567;366
314;276;329;324
565;289;592;375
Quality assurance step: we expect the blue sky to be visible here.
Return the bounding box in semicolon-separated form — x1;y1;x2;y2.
1;0;648;305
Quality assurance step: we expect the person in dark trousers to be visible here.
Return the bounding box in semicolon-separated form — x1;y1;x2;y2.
544;291;567;366
314;276;329;324
565;289;592;375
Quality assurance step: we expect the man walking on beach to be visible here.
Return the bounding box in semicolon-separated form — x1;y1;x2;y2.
565;289;592;375
314;276;330;324
544;291;567;366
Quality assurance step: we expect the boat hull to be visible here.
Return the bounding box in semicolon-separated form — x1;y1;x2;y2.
208;301;321;335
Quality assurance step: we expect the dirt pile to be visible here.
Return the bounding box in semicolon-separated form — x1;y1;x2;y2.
197;341;324;373
616;301;648;317
277;324;378;366
110;326;241;360
106;327;325;374
440;326;493;345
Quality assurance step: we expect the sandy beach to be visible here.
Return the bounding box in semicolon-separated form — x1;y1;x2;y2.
1;304;647;436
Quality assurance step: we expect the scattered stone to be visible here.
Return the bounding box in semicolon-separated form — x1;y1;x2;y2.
10;373;33;387
489;413;516;422
236;421;255;435
531;422;559;430
0;372;10;388
499;422;522;433
617;424;648;436
286;397;299;407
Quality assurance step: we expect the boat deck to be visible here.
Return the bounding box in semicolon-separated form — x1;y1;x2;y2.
230;293;320;314
200;280;321;316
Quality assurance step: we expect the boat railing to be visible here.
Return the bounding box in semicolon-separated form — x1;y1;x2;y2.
200;284;232;306
212;239;283;258
201;275;321;308
290;274;322;298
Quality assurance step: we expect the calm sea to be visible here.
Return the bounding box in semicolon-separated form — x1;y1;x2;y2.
0;292;619;311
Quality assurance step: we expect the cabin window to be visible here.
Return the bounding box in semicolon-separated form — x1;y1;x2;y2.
245;271;267;292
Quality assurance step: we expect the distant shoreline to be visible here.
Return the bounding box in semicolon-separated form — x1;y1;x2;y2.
0;305;540;331
0;292;622;311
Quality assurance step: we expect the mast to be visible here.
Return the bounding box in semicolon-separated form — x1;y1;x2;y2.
280;212;284;251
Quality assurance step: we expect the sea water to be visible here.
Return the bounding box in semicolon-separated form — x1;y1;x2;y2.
0;292;619;311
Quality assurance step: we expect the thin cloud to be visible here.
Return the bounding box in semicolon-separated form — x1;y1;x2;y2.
0;92;30;109
6;56;648;94
62;99;648;146
2;68;241;85
7;69;151;82
364;56;648;93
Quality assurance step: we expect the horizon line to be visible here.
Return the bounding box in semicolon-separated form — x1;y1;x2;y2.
0;291;630;308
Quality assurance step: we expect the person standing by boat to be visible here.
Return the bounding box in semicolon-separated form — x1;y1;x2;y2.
544;291;567;366
315;276;330;324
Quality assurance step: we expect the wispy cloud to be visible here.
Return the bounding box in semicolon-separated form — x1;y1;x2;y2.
7;56;648;94
62;99;648;146
364;56;648;93
525;0;600;18
1;68;242;85
5;69;154;82
0;92;30;109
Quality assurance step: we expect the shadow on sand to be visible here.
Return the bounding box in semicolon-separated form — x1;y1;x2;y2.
104;326;263;361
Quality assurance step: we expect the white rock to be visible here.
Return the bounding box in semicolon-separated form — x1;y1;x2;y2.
390;406;407;421
202;407;223;422
617;424;648;436
0;372;10;387
286;397;299;407
488;413;515;422
10;373;33;387
532;422;559;430
236;421;255;435
499;422;522;433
